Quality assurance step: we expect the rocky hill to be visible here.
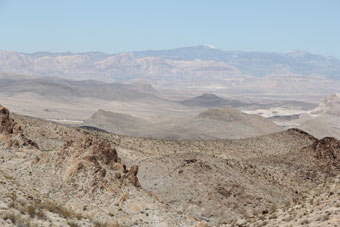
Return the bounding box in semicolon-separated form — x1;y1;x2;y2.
299;93;340;139
0;105;188;226
84;106;282;139
179;93;248;108
310;93;340;116
83;109;150;137
242;137;340;226
119;127;340;226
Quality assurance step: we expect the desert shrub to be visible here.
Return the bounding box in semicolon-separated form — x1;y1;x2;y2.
282;215;294;222
284;200;291;208
67;221;80;227
258;221;268;227
269;204;277;213
259;215;266;221
40;201;73;218
3;212;18;223
300;219;310;225
268;214;277;220
93;221;111;227
27;205;35;218
35;208;46;220
322;213;331;221
252;209;260;217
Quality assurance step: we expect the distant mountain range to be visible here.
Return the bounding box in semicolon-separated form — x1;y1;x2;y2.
1;46;340;96
133;46;340;77
1;46;340;81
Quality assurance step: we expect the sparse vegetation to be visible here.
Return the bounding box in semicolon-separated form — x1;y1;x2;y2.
257;221;268;226
300;219;310;225
322;212;331;221
282;215;294;222
67;221;81;227
27;205;35;218
3;212;18;224
1;103;340;226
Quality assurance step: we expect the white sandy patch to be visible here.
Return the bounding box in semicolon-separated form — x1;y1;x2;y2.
242;108;311;118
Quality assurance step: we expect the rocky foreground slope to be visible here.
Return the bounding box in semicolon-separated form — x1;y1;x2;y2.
0;105;189;226
1;104;340;226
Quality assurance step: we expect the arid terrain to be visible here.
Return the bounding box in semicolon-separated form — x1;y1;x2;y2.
1;48;340;227
83;106;282;139
2;0;340;225
1;102;340;226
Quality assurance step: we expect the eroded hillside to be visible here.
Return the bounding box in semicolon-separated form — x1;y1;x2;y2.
0;105;189;226
1;105;340;226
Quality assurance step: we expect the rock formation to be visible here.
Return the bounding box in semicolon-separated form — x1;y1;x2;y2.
0;105;37;149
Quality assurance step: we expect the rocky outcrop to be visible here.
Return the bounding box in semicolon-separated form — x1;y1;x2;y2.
310;93;340;116
0;105;21;134
52;136;141;195
0;105;37;149
127;165;141;187
308;137;340;162
287;128;317;141
302;136;340;174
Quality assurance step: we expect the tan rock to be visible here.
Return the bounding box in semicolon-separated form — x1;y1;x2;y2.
126;201;142;213
192;221;209;227
115;192;128;206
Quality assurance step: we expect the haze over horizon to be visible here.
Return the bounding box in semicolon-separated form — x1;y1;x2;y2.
3;45;339;60
1;0;339;58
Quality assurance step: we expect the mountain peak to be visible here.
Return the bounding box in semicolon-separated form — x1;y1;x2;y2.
199;93;220;99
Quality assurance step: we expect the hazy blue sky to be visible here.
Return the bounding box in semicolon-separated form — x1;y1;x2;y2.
0;0;339;57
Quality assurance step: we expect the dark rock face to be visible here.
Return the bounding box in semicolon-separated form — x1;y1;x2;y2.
288;128;317;140
0;105;21;134
302;136;340;175
310;137;340;161
128;165;141;187
83;138;119;165
0;104;37;148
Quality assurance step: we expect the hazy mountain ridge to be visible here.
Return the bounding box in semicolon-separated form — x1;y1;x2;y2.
0;49;240;82
1;46;340;83
0;75;164;102
133;46;340;77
